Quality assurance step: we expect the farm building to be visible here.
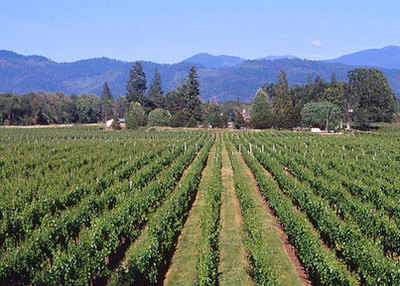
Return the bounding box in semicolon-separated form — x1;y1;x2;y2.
241;108;251;122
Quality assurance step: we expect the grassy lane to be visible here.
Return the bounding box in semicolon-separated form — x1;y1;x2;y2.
106;138;212;286
164;143;218;285
228;137;305;286
218;135;252;286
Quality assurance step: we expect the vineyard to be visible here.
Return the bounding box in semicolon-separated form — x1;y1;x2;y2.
0;126;399;285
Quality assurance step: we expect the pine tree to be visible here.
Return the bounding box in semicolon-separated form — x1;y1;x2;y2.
186;66;200;100
185;66;202;122
149;68;164;109
101;82;114;121
126;61;147;104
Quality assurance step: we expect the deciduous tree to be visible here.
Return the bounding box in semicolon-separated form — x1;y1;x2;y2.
250;89;272;129
125;102;147;129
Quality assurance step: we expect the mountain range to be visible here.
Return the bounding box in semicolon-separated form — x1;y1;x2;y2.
1;46;400;102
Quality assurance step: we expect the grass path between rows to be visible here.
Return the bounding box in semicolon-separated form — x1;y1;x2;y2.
231;140;305;286
218;136;252;286
163;143;217;285
108;140;209;285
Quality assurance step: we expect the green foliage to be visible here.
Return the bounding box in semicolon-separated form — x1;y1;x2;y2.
100;82;114;122
73;94;101;123
270;69;296;128
187;116;198;127
169;110;186;127
124;138;213;284
125;102;147;129
273;69;291;113
0;128;204;285
126;62;153;112
1;127;400;286
196;140;222;286
147;108;171;126
348;68;396;129
207;102;228;128
220;99;246;122
301;101;340;129
250;89;272;129
164;66;203;124
225;137;278;285
148;68;165;109
114;95;128;117
234;112;247;129
186;65;201;101
245;132;400;285
110;115;122;130
233;134;356;285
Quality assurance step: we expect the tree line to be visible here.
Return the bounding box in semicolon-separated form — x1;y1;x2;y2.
0;63;397;129
248;68;398;130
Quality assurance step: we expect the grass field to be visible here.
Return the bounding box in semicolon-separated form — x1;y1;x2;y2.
0;126;399;285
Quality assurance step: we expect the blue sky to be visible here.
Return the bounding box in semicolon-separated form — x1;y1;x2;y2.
1;0;399;63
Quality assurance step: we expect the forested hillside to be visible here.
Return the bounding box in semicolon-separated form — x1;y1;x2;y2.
1;50;400;101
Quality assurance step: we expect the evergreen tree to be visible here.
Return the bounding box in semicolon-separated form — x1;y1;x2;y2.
126;62;150;111
101;82;114;121
250;89;272;129
273;69;292;128
313;76;328;101
186;66;200;100
165;90;187;117
185;66;203;121
149;68;164;109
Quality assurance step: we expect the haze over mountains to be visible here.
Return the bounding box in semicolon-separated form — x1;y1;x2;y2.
1;46;400;102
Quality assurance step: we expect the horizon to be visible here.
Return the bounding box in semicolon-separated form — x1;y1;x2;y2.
2;45;399;64
1;0;399;63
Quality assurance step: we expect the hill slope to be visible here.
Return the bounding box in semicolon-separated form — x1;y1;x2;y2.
182;53;244;69
326;46;400;70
